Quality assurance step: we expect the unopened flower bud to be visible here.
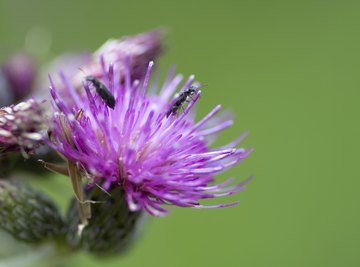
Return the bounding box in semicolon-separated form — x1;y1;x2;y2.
0;180;64;243
71;30;164;90
2;53;37;100
94;30;164;80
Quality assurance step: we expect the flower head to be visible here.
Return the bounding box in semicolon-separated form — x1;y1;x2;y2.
92;30;164;81
0;99;47;157
2;53;37;101
47;30;164;110
48;59;252;216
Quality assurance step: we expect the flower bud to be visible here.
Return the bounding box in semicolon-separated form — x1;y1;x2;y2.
0;180;64;243
94;30;164;80
2;53;37;100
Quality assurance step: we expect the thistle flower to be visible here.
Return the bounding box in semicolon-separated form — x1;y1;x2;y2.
2;53;37;100
91;30;164;81
46;30;164;110
70;30;163;91
48;59;252;216
0;99;47;157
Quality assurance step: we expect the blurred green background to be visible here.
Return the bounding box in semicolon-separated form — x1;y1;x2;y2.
1;0;359;266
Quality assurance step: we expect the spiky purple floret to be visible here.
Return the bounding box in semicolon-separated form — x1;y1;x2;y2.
49;58;252;216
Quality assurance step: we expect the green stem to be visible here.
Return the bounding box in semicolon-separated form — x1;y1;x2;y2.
0;242;75;267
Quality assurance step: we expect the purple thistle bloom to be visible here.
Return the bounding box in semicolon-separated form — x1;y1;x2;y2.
46;31;164;110
92;30;164;81
2;53;37;101
48;59;252;216
72;30;164;89
0;99;47;157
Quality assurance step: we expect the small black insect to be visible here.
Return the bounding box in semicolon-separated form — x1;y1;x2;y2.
85;76;115;109
166;85;199;117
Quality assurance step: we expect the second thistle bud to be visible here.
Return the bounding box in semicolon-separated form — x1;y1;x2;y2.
0;180;64;243
2;53;37;101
